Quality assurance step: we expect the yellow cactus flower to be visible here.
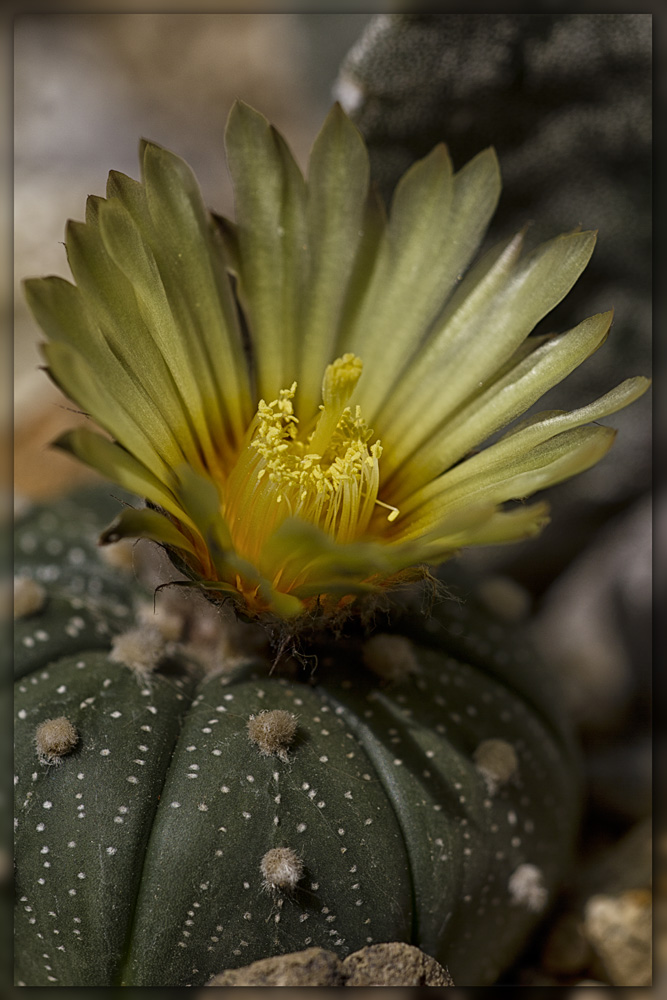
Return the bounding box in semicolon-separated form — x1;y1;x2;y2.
25;102;649;622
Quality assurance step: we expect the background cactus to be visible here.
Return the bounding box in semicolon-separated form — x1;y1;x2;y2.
14;488;581;987
14;488;143;681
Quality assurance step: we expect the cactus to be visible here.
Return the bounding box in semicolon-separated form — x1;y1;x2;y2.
14;488;581;987
14;488;143;680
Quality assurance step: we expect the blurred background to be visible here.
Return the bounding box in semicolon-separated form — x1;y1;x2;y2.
11;11;656;990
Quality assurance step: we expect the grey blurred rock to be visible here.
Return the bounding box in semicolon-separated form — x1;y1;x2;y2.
336;14;651;589
530;493;651;733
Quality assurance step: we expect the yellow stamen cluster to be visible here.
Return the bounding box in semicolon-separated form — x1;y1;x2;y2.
224;355;390;561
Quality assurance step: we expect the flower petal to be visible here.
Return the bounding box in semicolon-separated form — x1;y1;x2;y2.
347;147;501;421
26;274;190;471
296;103;370;424
260;517;414;596
139;142;253;444
391;309;615;499
61;215;205;471
417;501;551;562
398;424;617;542
225;100;307;402
42;340;174;483
398;376;649;529
99;505;200;559
53;427;196;532
96;196;225;471
378;230;598;476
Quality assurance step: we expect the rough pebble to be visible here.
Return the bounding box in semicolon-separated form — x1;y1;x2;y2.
584;890;652;986
343;942;453;986
205;943;453;987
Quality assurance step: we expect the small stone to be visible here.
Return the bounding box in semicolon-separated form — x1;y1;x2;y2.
343;942;454;986
473;738;518;795
362;633;419;683
35;717;79;764
260;846;303;892
14;575;46;619
247;710;298;761
584;889;652;986
205;947;345;986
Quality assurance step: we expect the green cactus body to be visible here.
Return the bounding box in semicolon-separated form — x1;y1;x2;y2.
15;489;141;680
14;489;581;987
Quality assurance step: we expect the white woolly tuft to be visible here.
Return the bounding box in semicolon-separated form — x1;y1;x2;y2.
260;847;304;892
109;624;166;680
508;863;548;913
473;738;519;796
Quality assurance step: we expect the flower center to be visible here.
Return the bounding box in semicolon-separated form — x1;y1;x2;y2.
223;354;398;563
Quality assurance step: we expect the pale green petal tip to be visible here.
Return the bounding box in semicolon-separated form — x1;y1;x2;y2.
224;99;271;155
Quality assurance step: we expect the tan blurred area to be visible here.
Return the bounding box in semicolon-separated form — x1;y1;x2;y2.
13;12;370;499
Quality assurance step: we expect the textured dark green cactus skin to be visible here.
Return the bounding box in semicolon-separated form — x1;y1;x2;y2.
14;488;141;679
14;489;581;987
